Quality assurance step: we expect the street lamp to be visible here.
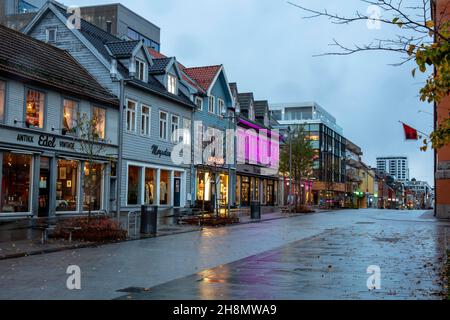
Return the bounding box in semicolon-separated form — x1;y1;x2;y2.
221;103;240;217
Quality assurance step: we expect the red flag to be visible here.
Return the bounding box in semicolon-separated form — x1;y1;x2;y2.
402;123;418;140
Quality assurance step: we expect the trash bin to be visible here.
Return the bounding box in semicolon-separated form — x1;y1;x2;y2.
141;205;158;234
250;201;261;220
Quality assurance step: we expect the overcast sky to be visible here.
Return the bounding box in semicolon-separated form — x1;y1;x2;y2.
64;0;435;184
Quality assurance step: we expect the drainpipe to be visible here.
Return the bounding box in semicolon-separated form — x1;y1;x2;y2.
116;79;125;221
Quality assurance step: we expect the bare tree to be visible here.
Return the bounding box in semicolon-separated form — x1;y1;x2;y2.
76;112;109;218
288;0;450;148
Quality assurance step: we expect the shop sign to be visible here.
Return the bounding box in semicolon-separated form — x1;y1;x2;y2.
151;145;171;158
16;133;75;150
206;156;225;166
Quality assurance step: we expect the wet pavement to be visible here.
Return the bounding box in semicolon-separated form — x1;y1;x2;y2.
0;209;448;300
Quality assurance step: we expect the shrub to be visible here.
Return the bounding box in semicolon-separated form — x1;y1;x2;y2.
52;217;127;242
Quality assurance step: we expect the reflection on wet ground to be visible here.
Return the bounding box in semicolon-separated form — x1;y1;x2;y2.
118;214;448;300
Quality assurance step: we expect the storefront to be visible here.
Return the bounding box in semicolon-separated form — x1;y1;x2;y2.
0;127;118;218
125;161;187;209
236;162;279;207
195;166;230;211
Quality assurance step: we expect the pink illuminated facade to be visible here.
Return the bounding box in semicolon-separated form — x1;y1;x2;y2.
235;119;280;207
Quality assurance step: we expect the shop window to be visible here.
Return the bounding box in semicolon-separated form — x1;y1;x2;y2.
1;153;31;213
197;171;213;202
160;170;170;205
0;81;5;121
236;175;241;206
63;99;78;135
26;89;45;129
144;168;156;205
219;174;229;205
126;100;137;133
241;176;250;206
93;107;106;139
83;162;103;211
254;178;260;202
56;160;79;212
127;166;140;205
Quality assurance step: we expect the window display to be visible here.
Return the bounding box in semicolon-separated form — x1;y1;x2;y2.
144;168;156;205
56;160;79;212
1;153;31;213
83;162;103;211
127;166;140;205
160;170;170;205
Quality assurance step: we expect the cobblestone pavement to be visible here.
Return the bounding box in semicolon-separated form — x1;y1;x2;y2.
0;209;448;300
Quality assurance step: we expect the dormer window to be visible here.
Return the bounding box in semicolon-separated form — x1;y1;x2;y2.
168;74;177;94
135;59;146;81
46;27;57;43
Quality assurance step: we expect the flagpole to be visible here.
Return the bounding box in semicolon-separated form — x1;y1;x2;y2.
398;121;430;138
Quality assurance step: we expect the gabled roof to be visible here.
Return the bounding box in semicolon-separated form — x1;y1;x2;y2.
0;24;117;106
229;82;238;97
149;57;172;74
254;100;269;118
22;2;195;108
237;92;254;112
183;65;222;92
147;47;167;59
105;40;141;59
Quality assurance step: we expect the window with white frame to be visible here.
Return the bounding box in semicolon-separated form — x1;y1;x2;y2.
93;107;106;140
208;95;215;114
25;89;45;129
183;118;191;145
46;27;57;43
136;59;146;81
159;111;168;140
141;105;151;136
218;98;225;116
171;115;180;143
62;99;78;135
126;100;137;132
168;74;177;94
195;97;203;110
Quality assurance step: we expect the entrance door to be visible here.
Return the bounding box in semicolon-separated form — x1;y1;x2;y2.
267;184;274;206
173;177;181;207
241;180;250;206
38;157;51;217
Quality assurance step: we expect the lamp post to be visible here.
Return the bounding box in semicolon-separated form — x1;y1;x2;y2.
221;104;240;217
